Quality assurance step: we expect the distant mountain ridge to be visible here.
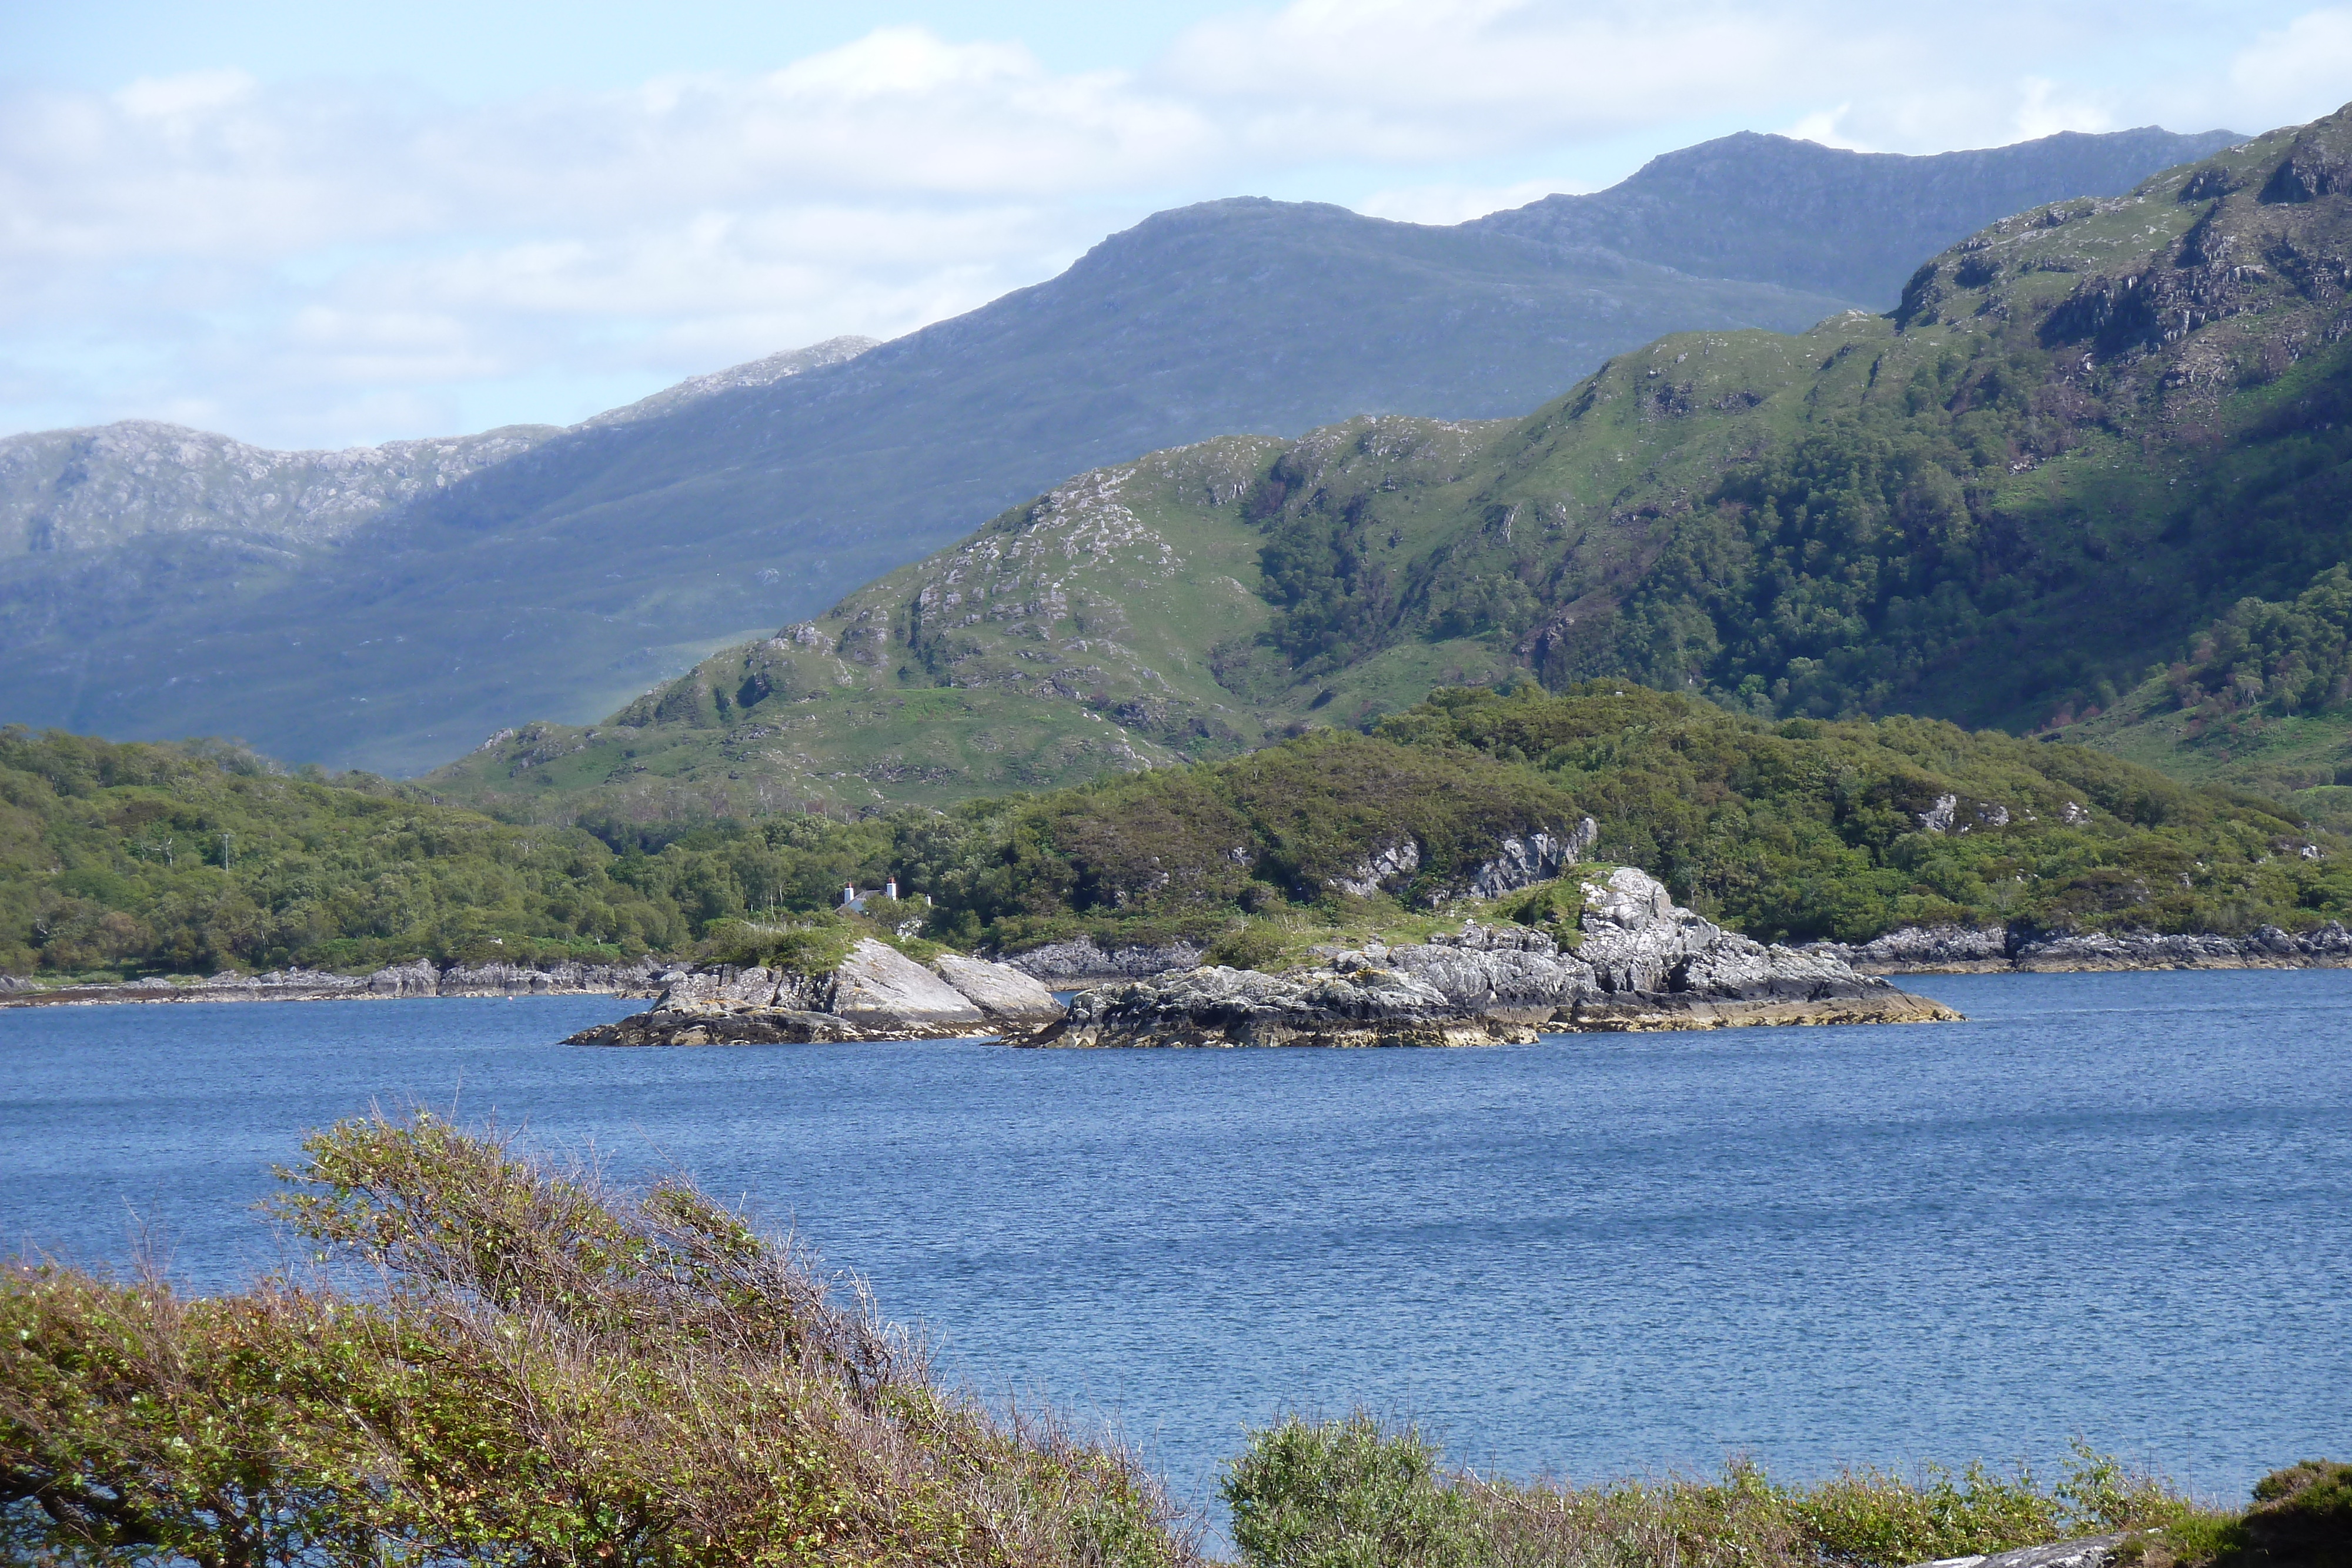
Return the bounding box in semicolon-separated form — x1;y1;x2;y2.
0;123;2234;774
1474;126;2240;304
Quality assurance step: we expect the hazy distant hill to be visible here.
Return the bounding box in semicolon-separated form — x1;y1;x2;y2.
0;126;2231;774
1474;126;2239;303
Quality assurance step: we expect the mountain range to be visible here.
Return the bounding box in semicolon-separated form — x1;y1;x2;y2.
0;125;2231;774
420;105;2352;838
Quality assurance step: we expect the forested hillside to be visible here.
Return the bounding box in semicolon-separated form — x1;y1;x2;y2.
0;730;888;978
10;682;2335;979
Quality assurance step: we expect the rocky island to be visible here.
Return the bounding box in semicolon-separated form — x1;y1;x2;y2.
1025;867;1957;1048
576;867;1956;1049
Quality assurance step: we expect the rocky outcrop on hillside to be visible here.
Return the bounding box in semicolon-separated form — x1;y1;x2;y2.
1802;921;2352;972
1000;935;1207;983
0;958;664;1007
566;939;1060;1046
1025;867;1957;1048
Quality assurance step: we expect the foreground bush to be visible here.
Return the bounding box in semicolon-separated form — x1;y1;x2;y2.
1220;1415;2329;1568
0;1112;1198;1567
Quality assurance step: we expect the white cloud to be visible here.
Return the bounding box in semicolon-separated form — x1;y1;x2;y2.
5;2;2350;449
2224;6;2352;129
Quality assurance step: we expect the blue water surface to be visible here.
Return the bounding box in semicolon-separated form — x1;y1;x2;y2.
1;969;2347;1513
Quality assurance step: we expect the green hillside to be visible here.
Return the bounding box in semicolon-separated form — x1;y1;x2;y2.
2053;561;2352;829
891;683;2346;958
13;681;2336;980
0;728;900;979
429;106;2352;826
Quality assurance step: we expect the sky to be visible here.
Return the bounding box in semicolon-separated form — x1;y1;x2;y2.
5;0;2351;450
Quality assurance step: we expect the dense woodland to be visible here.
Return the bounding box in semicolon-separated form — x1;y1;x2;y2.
7;680;2343;979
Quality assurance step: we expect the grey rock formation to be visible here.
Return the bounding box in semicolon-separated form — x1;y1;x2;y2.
1465;818;1599;899
1028;864;1957;1048
435;959;664;997
1327;840;1421;898
1799;924;2012;971
1907;1533;2122;1568
573;1004;872;1047
829;940;987;1034
565;940;1033;1045
931;953;1064;1024
1027;964;1529;1050
1000;935;1205;982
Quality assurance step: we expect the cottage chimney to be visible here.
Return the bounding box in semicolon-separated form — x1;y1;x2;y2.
841;884;856;906
884;878;899;900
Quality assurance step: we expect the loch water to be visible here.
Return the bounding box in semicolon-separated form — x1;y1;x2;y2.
2;969;2347;1514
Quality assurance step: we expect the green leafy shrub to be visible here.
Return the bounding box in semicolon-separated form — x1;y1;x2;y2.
2246;1461;2352;1567
1222;1413;1477;1568
1226;1417;2217;1568
1206;921;1294;972
0;1112;1201;1567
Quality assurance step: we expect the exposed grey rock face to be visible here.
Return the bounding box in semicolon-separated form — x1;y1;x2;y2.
1327;840;1421;898
1907;1533;2123;1568
573;1005;871;1048
1028;864;1957;1048
931;953;1064;1024
1000;935;1205;982
829;940;987;1034
1464;818;1599;899
435;959;665;997
1800;924;2011;970
565;940;1035;1045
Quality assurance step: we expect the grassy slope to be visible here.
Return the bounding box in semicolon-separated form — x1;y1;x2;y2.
424;319;1892;823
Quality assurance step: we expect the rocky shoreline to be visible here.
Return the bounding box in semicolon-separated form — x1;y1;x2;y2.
1024;868;1959;1048
1799;921;2352;974
11;912;2337;1014
0;958;664;1007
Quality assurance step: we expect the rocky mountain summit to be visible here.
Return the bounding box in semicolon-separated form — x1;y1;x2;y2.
566;938;1061;1046
1026;868;1958;1048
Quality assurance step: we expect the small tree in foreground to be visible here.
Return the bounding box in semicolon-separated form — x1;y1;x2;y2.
0;1111;1200;1567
